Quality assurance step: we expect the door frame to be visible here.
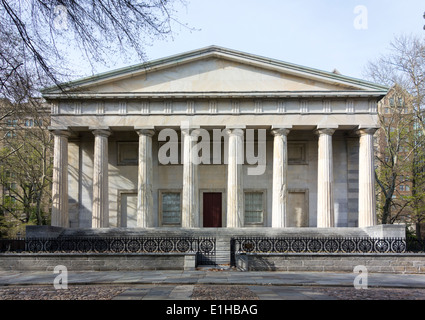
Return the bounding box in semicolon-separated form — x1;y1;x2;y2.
117;189;137;227
287;188;310;227
200;189;226;228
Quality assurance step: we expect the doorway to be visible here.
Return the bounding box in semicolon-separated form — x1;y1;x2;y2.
120;192;137;228
287;190;309;227
203;192;222;227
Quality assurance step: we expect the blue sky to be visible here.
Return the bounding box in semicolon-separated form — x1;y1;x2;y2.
75;0;425;81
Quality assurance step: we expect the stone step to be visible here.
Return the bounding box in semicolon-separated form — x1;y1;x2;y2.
59;227;371;238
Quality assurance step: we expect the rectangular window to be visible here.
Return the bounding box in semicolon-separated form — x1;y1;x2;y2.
117;142;138;165
244;191;264;225
25;119;34;127
288;142;308;165
161;191;181;226
5;131;16;138
6;119;17;127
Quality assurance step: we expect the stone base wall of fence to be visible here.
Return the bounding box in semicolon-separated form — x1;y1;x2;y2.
236;253;425;274
0;253;196;271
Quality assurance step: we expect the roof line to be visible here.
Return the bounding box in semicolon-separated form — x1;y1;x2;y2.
41;45;389;94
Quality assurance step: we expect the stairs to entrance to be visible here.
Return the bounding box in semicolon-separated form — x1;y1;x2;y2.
215;235;231;266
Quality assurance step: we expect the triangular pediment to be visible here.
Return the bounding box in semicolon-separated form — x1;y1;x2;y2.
42;46;388;97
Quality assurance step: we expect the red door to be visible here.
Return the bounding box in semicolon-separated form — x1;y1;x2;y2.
203;193;222;227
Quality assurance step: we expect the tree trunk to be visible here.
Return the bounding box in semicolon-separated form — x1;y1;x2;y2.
416;222;422;241
382;196;392;224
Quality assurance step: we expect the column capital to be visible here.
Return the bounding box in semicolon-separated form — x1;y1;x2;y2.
315;128;336;136
271;128;291;136
226;128;244;137
92;128;111;138
136;129;155;137
50;129;72;138
356;127;379;136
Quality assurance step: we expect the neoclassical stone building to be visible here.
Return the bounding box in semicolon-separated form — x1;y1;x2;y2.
42;46;389;231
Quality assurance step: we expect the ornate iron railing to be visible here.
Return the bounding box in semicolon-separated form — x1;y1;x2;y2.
0;236;217;265
23;237;215;256
406;237;425;253
0;238;25;252
231;237;407;255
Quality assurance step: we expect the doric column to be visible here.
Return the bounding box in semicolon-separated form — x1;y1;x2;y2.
357;128;378;227
136;128;155;228
51;129;71;228
92;129;111;228
226;127;245;228
181;127;200;228
271;127;291;228
316;128;336;228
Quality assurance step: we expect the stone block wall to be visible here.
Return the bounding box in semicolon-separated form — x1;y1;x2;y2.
237;253;425;274
0;253;196;271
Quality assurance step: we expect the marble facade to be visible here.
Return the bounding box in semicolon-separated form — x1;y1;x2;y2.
43;46;387;230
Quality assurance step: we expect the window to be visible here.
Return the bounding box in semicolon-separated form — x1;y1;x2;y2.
117;142;138;165
6;119;17;127
244;191;265;225
160;191;181;226
5;131;16;138
288;142;308;165
400;185;410;192
25;119;34;127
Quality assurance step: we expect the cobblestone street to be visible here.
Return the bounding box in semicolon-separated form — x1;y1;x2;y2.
1;284;425;300
1;270;425;301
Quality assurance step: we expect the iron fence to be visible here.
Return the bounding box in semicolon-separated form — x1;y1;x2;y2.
0;238;25;252
0;236;216;265
196;238;217;265
231;237;408;255
406;237;425;253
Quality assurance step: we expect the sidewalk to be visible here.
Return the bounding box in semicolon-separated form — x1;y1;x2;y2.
1;269;425;288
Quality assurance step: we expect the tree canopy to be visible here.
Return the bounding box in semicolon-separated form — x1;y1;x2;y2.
0;0;186;100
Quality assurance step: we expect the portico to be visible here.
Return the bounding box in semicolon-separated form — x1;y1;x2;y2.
43;46;387;232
